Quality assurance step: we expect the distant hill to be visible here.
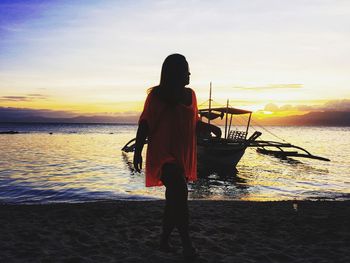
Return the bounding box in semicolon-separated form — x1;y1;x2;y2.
256;111;350;126
0;106;139;123
1;107;349;126
0;115;139;124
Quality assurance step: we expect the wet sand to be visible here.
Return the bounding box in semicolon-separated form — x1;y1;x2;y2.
0;200;349;262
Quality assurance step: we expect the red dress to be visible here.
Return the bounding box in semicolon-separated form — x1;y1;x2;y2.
139;88;199;187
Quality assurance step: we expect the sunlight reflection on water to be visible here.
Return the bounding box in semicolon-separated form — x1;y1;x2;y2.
0;124;349;203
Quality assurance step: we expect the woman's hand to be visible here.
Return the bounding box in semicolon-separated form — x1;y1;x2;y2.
133;152;143;173
210;125;222;138
133;120;148;173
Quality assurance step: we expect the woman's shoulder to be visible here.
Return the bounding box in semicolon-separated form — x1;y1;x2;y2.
185;87;197;100
184;87;198;108
185;87;196;96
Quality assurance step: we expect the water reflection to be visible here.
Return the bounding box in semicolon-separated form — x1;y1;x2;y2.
0;125;349;203
122;152;135;174
121;150;250;200
263;153;330;175
190;160;249;199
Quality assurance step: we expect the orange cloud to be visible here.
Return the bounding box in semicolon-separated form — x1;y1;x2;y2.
231;84;303;91
263;99;350;113
0;94;48;102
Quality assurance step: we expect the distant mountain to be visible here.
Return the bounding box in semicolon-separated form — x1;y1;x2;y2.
256;111;350;126
1;107;349;126
0;106;140;123
0;115;139;124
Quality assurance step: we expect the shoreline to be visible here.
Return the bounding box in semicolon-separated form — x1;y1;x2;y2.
2;196;350;206
1;200;349;262
1;197;350;204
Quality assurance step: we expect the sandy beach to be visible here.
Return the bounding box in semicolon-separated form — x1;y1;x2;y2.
0;200;349;263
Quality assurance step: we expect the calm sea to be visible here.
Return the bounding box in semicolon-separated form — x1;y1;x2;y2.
0;123;349;204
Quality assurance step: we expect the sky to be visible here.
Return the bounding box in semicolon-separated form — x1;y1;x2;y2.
0;0;349;120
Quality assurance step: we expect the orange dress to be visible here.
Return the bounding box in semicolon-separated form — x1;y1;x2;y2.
139;88;199;187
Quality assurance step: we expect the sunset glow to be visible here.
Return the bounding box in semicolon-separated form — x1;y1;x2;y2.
1;0;349;122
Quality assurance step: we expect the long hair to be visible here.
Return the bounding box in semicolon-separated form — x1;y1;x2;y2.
149;54;189;105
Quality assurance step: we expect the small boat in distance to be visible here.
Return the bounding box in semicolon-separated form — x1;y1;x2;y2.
122;84;330;168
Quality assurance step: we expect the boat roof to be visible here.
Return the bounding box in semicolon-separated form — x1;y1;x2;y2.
199;107;252;115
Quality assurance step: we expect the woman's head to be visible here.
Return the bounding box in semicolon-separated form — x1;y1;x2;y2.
160;54;190;87
150;54;190;105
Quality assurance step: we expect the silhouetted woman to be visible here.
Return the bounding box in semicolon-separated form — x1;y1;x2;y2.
133;54;221;260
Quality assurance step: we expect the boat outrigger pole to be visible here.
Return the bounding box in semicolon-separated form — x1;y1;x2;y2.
250;141;330;161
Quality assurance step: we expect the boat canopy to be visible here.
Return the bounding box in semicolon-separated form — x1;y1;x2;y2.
198;111;224;120
199;107;252;116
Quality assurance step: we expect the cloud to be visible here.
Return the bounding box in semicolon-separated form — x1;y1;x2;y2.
0;96;28;101
323;99;350;111
263;103;316;112
232;84;303;91
264;103;280;112
0;94;48;102
0;106;76;119
263;99;350;113
264;103;303;112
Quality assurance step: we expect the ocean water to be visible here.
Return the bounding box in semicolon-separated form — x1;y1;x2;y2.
0;123;349;203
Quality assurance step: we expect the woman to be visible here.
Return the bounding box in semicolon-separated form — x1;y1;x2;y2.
133;54;221;260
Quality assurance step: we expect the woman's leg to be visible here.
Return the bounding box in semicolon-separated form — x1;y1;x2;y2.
160;163;192;251
160;171;175;248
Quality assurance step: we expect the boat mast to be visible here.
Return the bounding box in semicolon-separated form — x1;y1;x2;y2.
225;99;229;139
208;82;212;125
245;113;252;139
228;114;233;138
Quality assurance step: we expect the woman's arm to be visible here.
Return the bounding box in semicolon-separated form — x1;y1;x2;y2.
133;120;149;172
197;120;222;138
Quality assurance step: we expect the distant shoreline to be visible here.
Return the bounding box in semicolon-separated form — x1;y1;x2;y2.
1;108;350;126
1;122;350;127
0;122;137;125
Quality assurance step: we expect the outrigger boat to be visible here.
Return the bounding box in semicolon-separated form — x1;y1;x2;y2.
122;85;330;168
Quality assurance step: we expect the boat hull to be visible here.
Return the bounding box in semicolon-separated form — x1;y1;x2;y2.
197;139;247;167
